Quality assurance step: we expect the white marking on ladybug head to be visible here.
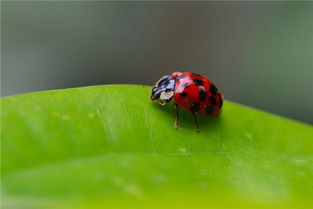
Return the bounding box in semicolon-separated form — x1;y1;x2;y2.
155;90;173;105
158;90;174;105
160;91;174;100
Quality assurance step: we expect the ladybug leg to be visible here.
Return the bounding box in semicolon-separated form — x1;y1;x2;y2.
174;103;179;130
192;112;200;132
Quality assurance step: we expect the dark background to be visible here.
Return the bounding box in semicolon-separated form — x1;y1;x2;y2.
1;2;313;124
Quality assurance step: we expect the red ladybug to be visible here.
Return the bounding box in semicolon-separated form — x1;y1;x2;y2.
151;72;223;131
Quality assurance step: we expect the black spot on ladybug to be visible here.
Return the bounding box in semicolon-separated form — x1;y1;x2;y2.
190;103;200;112
219;98;223;108
198;89;207;101
209;96;216;104
210;85;217;95
181;83;190;89
193;79;203;86
180;91;187;97
176;75;188;80
206;105;214;115
191;72;201;76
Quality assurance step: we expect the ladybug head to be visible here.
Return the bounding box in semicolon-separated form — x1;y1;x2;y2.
151;75;175;105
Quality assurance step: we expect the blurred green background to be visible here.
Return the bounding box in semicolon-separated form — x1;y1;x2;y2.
1;1;313;124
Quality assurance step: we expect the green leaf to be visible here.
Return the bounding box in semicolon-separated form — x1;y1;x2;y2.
1;85;313;209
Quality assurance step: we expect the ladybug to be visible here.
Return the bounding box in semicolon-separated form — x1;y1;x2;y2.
151;72;223;131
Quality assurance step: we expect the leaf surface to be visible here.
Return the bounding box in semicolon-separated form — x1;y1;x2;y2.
1;85;313;209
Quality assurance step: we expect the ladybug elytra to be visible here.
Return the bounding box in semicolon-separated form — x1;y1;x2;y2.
151;72;223;131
